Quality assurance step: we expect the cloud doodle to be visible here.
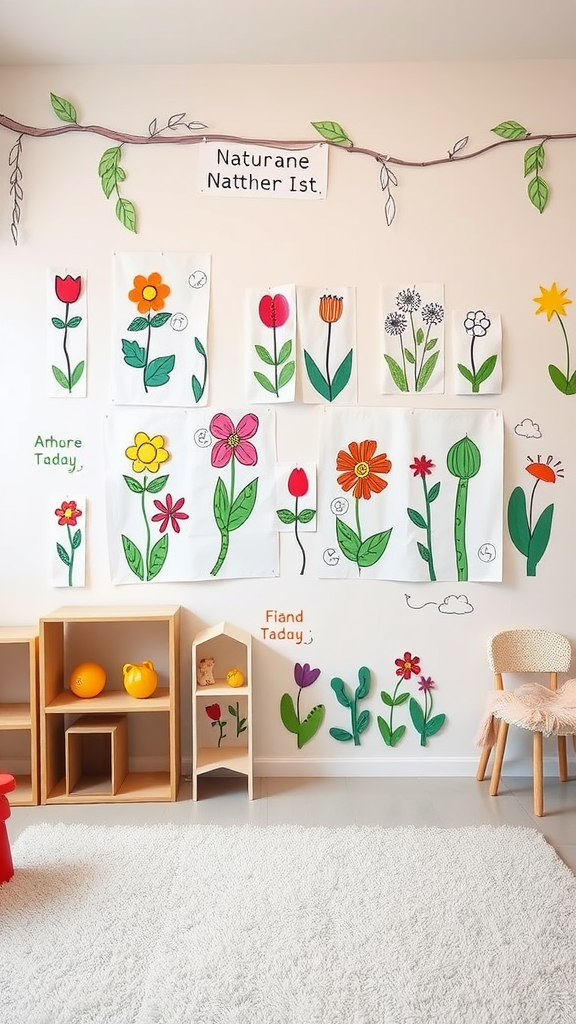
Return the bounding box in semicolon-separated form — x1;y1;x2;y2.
514;418;542;439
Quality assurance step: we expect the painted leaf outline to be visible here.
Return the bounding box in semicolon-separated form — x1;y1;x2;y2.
524;143;545;177
56;542;70;566
122;339;146;368
71;529;82;550
146;475;169;494
213;477;230;532
357;529;392;567
144;355;175;387
491;120;527;139
408;507;427;530
528;176;549;214
50;92;77;123
277;360;295;390
122;534;144;580
191;376;203;402
149;312;171;328
148;533;169;580
70;361;85;387
528;503;554;569
507;486;530;556
51;365;69;389
304;349;331;400
548;364;569;394
116;197;137;232
335;517;360;562
416;351;439;392
331;349;354;400
255;344;274;366
253;370;277;394
277;508;296;524
383;353;408;392
228;478;258;531
417;541;431;563
474;354;498;387
428;481;441;503
277;339;293;364
123;475;144;494
310;120;353;146
297;508;316;524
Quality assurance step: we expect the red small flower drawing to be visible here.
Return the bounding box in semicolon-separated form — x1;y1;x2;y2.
151;494;189;534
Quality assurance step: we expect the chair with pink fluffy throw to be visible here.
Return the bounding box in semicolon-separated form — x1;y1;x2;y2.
476;629;575;816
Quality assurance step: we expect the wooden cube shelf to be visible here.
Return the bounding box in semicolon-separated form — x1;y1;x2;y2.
39;605;180;804
0;626;39;806
65;714;128;797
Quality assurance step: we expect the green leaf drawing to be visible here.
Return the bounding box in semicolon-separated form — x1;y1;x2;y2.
357;529;392;567
277;360;295;389
329;727;354;742
310;120;353;146
51;365;69;389
213;477;230;532
405;349;416;365
298;705;325;747
253;370;278;394
507;486;530;557
127;317;149;332
70;361;85;387
548;364;570;394
146;474;169;494
491;120;527;139
191;375;203;403
335;517;360;562
425;713;446;737
56;542;70;566
524;143;545;177
277;339;293;364
330;677;352;708
416;327;424;345
331;349;353;400
417;542;431;563
409;697;425;734
425;337;438;352
408;507;427;530
474;354;498;387
356;709;370;735
194;337;206;356
149;312;171;328
457;363;475;384
528;503;554;575
304;349;331;400
416;351;439;392
356;666;371;701
122;534;144;580
122;339;146;368
67;316;82;329
280;692;300;734
229;479;258;531
528;175;549;213
277;508;296;524
71;529;82;550
148;534;169;580
567;371;576;396
297;508;316;524
101;167;118;199
51;317;65;329
144;354;175;387
116;197;137;232
428;481;441;503
384;353;409;392
98;146;121;175
255;344;274;365
50;92;77;124
123;475;144;494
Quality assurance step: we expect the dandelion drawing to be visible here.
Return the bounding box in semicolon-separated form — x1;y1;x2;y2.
276;467;316;575
122;272;175;393
304;294;352;401
254;293;294;397
51;274;84;393
122;431;188;581
334;440;393;573
508;455;563;576
407;456;440;581
383;287;444;393
54;499;83;587
446;435;481;582
533;283;575;395
457;310;498;393
209;412;259;576
280;662;325;748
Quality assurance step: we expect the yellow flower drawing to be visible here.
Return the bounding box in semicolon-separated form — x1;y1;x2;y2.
125;432;169;473
533;283;572;321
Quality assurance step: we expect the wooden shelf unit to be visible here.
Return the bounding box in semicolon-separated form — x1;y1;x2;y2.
192;621;253;800
39;605;180;804
0;626;39;806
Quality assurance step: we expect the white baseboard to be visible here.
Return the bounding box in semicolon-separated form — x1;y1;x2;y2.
181;755;574;778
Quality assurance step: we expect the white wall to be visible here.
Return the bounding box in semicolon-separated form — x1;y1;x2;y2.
1;60;575;776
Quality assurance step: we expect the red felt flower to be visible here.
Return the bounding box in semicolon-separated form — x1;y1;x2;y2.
258;294;290;329
55;275;81;304
288;467;309;498
205;704;221;721
394;652;421;679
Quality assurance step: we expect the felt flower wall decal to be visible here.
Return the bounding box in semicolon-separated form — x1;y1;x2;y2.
209;412;260;576
121;431;182;582
533;283;575;394
508;454;564;576
395;652;421;680
122;271;175;393
280;662;325;749
254;293;294;397
334;440;393;573
54;499;83;587
329;666;371;746
378;654;446;747
51;273;84;393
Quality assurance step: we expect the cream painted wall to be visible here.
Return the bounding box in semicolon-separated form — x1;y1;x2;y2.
1;60;575;777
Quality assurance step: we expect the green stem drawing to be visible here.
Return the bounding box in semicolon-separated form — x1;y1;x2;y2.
325;321;333;400
66;523;75;586
211;457;234;576
557;311;571;384
422;476;436;582
140;475;152;579
293;496;307;576
446;436;481;582
61;302;72;392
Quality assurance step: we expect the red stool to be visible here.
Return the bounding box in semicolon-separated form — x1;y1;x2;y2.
0;773;16;885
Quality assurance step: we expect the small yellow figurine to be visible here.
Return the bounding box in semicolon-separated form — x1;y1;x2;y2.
226;668;245;688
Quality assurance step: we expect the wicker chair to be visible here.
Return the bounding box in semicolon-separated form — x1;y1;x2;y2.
476;629;574;816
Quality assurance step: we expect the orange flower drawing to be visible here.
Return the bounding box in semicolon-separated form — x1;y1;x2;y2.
336;440;392;500
128;272;170;314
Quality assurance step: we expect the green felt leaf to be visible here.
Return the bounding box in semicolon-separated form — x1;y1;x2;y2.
277;360;295;390
51;317;65;329
408;507;427;530
475;354;498;386
304;349;331;400
98;147;121;174
335;517;360;562
70;361;85;387
149;312;171;328
277;339;293;364
391;725;407;745
409;697;425;734
122;339;146;368
127;317;149;332
528;503;554;569
527;175;549;214
394;692;410;707
329;727;354;742
116;197;137;233
50;92;77;124
330;677;352;708
416;351;439;392
144;354;175;387
330;349;353;400
229;479;258;531
356;708;370;735
356;666;371;700
146;474;168;494
280;692;299;734
51;365;69;389
380;691;394;707
377;716;392;745
298;704;325;747
383;353;408;392
213;477;230;532
310;120;353;146
148;533;168;580
491;120;527;139
524;143;545;177
56;542;70;566
122;534;144;580
277;508;296;524
548;364;569;394
357;529;392;567
428;481;441;503
71;529;82;550
255;344;274;365
425;713;447;737
253;370;278;394
297;508;316;524
123;475;144;494
507;486;530;556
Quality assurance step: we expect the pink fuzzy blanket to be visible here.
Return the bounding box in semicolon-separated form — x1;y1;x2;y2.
476;678;576;747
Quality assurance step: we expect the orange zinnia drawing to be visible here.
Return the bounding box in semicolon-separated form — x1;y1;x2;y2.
336;440;392;500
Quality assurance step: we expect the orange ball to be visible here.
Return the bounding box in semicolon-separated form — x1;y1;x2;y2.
69;662;106;698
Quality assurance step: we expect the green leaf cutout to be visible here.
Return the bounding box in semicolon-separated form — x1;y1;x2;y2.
297;508;316;524
146;475;169;494
51;365;69;389
329;727;354;742
144;354;175;387
335;518;360;562
229;479;258;531
50;92;77;124
409;697;426;734
384;353;409;392
357;529;392;568
380;691;394;708
416;351;439;392
528;503;554;572
98;147;121;175
253;370;278;394
310;120;353;146
377;716;392;745
356;709;370;735
425;714;446;737
408;507;427;530
457;363;475;384
331;349;353;400
277;360;295;390
304;349;331;400
298;705;325;748
148;534;169;580
280;693;300;734
255;344;274;365
71;529;82;550
123;475;144;494
391;725;407;745
116;197;137;232
101;167;119;199
548;364;569;394
122;339;146;368
491;120;528;139
56;542;70;566
149;312;171;328
122;535;144;580
213;477;230;532
70;361;85;387
330;677;352;708
277;509;296;524
528;176;549;214
507;486;531;557
51;317;65;329
356;666;371;700
524;144;545;177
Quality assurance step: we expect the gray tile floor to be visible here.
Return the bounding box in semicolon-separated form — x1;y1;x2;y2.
7;774;576;873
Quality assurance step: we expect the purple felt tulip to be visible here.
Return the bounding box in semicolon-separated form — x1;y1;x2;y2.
294;662;321;688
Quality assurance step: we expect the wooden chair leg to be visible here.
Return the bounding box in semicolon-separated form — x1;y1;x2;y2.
476;744;492;782
573;734;576;754
489;720;509;796
533;732;544;817
558;735;568;782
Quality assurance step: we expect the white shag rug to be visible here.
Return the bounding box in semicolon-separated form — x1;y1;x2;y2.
2;823;576;1024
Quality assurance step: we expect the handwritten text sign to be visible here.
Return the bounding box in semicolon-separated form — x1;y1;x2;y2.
197;142;328;199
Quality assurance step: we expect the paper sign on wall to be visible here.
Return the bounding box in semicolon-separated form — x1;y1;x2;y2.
197;142;328;199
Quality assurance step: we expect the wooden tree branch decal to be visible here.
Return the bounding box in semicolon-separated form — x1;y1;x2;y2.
1;93;574;243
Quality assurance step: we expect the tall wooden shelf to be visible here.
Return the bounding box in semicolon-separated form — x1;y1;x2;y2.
39;605;180;804
192;622;253;800
0;626;39;806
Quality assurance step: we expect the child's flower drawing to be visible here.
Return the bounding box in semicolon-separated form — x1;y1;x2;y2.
54;499;83;587
508;454;563;576
533;283;574;394
407;455;440;580
334;440;393;572
122;272;175;393
209;412;259;576
51;274;84;393
254;293;294;397
276;467;316;575
304;294;353;401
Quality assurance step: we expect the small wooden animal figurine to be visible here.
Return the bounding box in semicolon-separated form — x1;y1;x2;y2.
196;656;215;687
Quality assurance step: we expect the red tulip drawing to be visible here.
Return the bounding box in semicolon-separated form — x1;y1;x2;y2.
276;467;316;575
51;274;84;393
254;293;294;397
